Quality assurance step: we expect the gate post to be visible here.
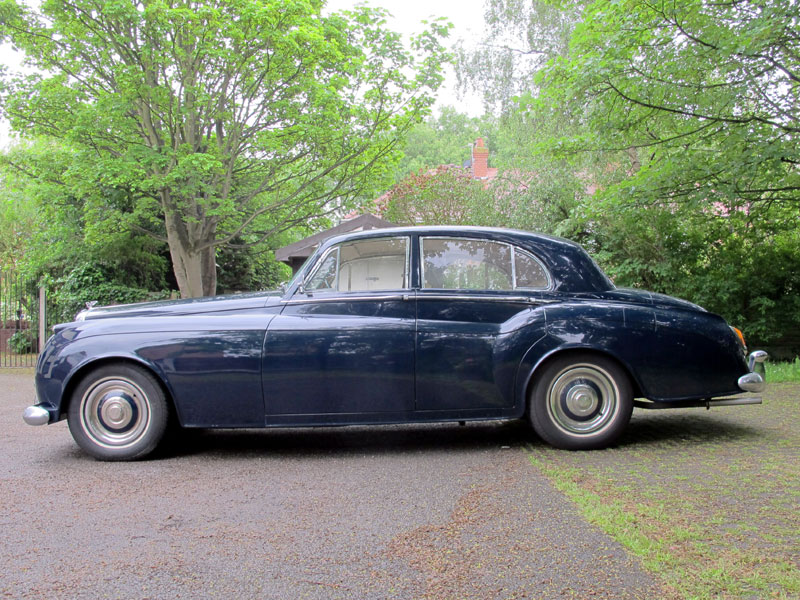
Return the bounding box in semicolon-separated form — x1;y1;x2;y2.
39;286;46;354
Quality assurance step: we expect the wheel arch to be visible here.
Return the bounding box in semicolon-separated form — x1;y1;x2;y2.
520;346;643;412
60;356;178;423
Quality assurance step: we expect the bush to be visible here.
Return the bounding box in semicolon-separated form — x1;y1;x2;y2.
48;263;170;324
8;330;35;354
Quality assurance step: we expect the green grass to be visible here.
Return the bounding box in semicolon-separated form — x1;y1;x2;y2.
769;357;800;382
526;383;800;599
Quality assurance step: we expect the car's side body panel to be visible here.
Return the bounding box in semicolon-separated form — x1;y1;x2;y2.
415;293;546;412
262;294;416;419
36;309;280;427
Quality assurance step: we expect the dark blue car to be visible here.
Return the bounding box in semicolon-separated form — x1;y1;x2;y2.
24;226;767;460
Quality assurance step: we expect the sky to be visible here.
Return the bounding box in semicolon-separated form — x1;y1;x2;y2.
0;0;488;148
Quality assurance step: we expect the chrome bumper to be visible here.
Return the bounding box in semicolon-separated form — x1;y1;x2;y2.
23;405;52;426
738;350;768;393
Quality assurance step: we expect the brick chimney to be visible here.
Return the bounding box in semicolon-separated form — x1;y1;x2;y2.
472;138;489;179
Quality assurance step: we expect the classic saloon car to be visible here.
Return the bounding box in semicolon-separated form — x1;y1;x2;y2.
24;226;767;460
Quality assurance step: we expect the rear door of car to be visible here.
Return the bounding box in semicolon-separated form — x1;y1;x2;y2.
415;235;552;412
263;235;416;421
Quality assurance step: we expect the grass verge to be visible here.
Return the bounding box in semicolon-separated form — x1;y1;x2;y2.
526;383;800;599
769;358;800;383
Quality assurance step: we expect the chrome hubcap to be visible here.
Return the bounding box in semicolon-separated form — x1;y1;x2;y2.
565;383;599;417
547;365;619;435
80;377;150;448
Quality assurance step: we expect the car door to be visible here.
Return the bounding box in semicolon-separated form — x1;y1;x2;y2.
415;235;552;412
263;235;416;421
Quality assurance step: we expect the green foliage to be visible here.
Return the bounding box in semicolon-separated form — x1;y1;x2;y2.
384;166;493;225
215;242;291;293
455;0;583;114
7;330;34;354
578;198;800;347
1;0;450;296
536;0;799;209
47;263;170;324
769;359;800;383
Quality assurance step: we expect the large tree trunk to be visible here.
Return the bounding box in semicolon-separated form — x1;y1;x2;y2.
167;240;217;298
163;197;218;298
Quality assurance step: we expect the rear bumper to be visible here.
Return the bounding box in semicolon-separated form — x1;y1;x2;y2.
738;350;768;393
635;350;768;411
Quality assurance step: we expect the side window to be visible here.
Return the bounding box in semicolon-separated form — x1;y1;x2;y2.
305;237;409;292
422;238;512;290
515;249;550;289
421;237;551;291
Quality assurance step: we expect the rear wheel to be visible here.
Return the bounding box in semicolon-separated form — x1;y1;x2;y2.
67;363;168;461
529;353;633;450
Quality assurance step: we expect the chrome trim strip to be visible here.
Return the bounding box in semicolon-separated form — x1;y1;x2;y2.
282;294;410;305
633;396;762;410
417;294;558;304
23;405;51;426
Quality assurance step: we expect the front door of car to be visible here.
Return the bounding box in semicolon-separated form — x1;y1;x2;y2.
263;236;416;420
415;236;552;412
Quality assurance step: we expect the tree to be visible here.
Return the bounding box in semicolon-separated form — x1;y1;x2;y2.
455;0;584;114
0;0;448;297
536;0;799;209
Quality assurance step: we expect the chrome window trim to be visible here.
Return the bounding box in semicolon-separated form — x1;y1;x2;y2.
416;293;557;305
301;236;411;294
283;293;412;305
419;236;553;292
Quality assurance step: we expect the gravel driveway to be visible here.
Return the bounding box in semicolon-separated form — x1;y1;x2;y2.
1;371;661;599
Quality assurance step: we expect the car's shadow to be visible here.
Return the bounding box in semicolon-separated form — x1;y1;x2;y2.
155;411;764;460
159;420;533;460
617;411;763;448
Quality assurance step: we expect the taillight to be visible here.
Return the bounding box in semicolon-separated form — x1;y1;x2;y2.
731;326;746;348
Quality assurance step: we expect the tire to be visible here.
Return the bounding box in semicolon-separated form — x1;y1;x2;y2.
529;353;633;450
67;363;169;461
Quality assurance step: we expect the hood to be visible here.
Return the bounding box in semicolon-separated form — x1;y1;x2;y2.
75;290;283;322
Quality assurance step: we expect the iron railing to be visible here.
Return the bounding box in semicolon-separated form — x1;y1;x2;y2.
0;270;51;368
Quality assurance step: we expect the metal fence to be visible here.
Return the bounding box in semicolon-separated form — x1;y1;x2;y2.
0;270;50;368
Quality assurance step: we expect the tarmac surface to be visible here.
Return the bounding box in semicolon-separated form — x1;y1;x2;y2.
1;371;662;599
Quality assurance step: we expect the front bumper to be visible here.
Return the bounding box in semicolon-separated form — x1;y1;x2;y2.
23;405;54;426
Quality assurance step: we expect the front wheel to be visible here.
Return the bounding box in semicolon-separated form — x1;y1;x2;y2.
67;363;168;461
529;354;633;450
